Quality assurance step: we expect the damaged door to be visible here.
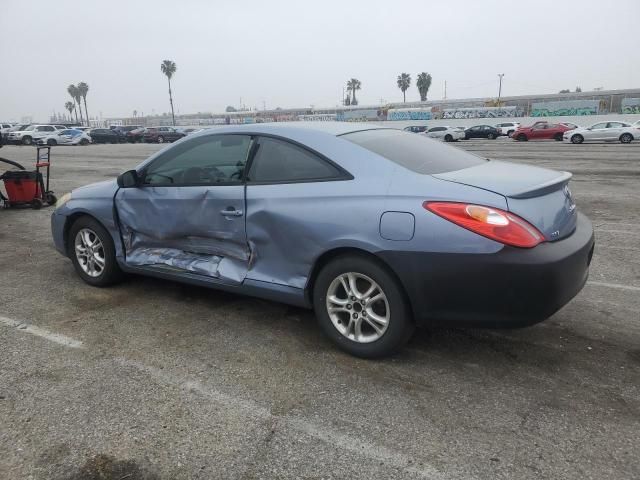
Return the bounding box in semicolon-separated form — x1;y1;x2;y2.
115;134;253;284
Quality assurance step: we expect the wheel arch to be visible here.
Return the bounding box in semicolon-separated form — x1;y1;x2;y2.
304;247;415;321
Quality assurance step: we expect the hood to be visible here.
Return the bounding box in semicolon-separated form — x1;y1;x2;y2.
72;179;118;199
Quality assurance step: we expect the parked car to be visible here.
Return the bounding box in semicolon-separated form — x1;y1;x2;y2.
563;121;639;144
51;123;594;358
464;125;501;140
37;129;92;146
89;128;123;144
512;122;575;141
403;125;428;133
143;126;185;143
6;124;66;145
114;125;142;137
632;120;640;128
125;127;147;143
425;126;465;142
559;122;579;130
494;122;520;137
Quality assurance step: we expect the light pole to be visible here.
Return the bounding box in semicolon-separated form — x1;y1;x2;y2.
497;74;504;106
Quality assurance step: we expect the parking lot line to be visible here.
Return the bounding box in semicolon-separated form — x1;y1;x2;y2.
114;357;451;480
587;281;640;292
0;316;84;349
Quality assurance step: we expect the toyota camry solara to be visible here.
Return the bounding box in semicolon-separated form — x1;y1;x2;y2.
51;122;595;358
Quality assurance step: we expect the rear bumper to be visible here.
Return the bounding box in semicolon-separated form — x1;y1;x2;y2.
379;212;595;328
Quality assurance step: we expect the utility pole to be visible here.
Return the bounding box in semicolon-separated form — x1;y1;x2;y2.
497;73;505;106
443;80;447;100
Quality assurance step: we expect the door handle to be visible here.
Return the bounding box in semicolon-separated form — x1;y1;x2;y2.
220;208;243;217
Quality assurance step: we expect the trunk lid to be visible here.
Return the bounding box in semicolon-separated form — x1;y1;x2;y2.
434;160;577;241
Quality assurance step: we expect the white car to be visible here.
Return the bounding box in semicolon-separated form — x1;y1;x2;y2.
425;126;465;142
36;129;92;146
494;122;520;137
6;124;67;145
563;121;639;144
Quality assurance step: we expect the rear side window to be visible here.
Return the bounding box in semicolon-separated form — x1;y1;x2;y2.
248;137;341;183
342;129;486;174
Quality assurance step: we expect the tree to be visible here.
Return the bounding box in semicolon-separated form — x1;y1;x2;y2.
346;78;361;106
160;60;177;126
559;89;570;94
77;82;89;125
133;110;137;117
575;86;582;92
67;84;80;123
416;72;432;102
225;106;237;112
65;101;75;122
397;73;411;103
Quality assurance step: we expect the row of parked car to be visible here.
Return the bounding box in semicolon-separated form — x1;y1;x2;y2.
0;123;206;146
404;119;640;144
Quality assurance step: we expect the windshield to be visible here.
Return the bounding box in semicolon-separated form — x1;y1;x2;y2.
341;129;486;175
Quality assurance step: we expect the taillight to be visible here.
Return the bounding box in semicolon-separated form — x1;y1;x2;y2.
423;202;544;248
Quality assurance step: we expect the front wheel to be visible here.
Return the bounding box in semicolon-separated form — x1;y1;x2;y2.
553;133;563;141
620;133;633;144
313;255;414;358
47;139;57;146
157;136;165;143
68;216;123;287
444;134;453;142
516;133;527;141
487;133;496;140
79;138;89;146
571;134;584;144
22;136;32;145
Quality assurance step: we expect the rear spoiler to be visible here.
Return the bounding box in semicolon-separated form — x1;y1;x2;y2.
508;171;572;199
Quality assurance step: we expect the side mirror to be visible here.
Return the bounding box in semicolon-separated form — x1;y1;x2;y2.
117;169;140;188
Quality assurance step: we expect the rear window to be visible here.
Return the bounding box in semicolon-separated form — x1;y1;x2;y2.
341;129;486;174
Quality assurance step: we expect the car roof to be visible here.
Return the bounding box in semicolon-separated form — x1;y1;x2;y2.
194;121;394;137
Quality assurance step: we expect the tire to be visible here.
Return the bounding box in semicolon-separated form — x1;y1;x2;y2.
22;136;32;145
45;193;57;205
68;216;124;287
444;134;453;142
507;130;515;137
620;133;633;144
31;198;43;209
487;133;496;140
157;136;165;143
80;138;89;146
313;255;414;358
553;133;563;141
47;139;57;146
516;133;527;141
571;134;584;144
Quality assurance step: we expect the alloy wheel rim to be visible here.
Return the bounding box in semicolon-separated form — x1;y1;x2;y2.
326;272;390;343
74;228;106;277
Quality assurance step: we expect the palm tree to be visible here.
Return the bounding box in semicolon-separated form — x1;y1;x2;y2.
77;82;89;126
67;84;80;123
416;72;432;102
397;73;411;103
160;60;177;126
346;78;361;106
65;101;75;122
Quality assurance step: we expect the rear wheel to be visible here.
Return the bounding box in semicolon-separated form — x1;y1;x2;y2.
571;134;584;144
22;136;32;145
507;130;515;137
47;139;57;146
444;134;453;142
157;136;165;143
487;133;496;140
620;133;633;144
68;216;123;287
313;255;414;358
553;133;563;141
516;133;527;141
79;138;89;146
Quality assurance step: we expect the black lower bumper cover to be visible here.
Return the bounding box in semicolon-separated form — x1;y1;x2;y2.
379;213;595;328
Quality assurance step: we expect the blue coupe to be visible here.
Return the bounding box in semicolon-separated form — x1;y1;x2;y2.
51;123;594;357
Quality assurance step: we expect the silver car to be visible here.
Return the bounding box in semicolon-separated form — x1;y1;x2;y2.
563;121;638;144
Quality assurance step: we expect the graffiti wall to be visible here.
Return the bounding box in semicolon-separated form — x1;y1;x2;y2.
298;114;337;121
442;106;522;119
622;98;640;114
336;109;385;122
531;100;599;117
387;109;432;121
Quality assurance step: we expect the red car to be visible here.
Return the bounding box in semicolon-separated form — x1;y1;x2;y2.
512;121;576;141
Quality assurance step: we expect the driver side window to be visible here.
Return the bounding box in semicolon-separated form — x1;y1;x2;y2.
143;134;251;186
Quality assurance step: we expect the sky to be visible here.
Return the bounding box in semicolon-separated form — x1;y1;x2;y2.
1;0;638;122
